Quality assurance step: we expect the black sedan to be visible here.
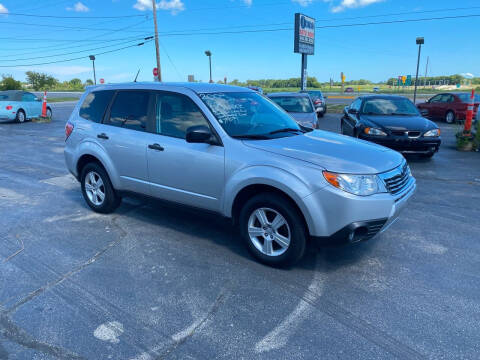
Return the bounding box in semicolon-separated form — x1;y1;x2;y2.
341;95;441;158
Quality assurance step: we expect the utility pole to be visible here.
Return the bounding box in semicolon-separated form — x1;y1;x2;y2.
413;37;424;104
152;0;162;81
423;56;429;88
205;50;212;83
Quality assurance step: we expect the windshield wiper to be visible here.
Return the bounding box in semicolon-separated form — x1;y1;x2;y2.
231;134;271;140
268;128;303;135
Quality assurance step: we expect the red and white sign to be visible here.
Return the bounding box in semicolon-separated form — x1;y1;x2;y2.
99;78;105;84
153;68;158;77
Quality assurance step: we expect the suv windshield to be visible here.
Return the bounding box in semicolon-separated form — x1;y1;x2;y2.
361;97;419;115
199;92;301;138
270;96;313;113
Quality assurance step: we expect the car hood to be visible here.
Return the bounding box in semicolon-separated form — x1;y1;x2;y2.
288;112;317;126
361;114;434;131
243;130;404;174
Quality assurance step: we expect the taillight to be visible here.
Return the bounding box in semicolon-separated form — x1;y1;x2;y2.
6;105;12;110
65;122;74;140
314;99;321;105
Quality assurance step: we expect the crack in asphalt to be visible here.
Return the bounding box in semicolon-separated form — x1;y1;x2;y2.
0;313;85;360
156;291;227;360
0;205;143;359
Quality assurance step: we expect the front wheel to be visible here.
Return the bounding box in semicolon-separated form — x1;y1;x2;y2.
81;163;121;213
16;110;25;123
46;107;52;118
239;194;307;267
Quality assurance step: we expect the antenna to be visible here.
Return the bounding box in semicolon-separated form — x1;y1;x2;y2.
134;69;140;82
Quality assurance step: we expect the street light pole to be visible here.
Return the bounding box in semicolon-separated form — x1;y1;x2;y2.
89;55;96;85
205;50;212;83
413;37;424;104
152;0;162;81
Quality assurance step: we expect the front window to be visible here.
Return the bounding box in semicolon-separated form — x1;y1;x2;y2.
199;92;301;138
361;98;420;116
270;96;313;113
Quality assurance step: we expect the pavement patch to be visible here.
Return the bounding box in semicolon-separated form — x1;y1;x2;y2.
41;174;78;190
93;321;124;344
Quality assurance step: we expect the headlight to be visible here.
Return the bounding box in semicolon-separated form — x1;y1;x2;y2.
323;171;383;196
424;128;440;137
364;127;387;136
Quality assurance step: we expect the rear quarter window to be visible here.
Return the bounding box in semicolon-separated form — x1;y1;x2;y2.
79;90;115;123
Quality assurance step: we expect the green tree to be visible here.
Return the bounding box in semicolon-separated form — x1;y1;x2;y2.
25;71;58;90
0;75;22;90
85;79;94;86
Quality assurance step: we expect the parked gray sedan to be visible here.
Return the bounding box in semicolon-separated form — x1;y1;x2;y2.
64;83;415;267
268;92;318;129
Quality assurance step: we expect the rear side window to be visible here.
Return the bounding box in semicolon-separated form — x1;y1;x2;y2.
79;90;114;123
107;91;150;132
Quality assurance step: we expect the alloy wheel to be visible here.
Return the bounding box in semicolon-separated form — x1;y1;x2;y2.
247;207;291;257
84;171;106;206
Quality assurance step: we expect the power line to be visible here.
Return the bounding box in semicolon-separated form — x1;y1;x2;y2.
154;14;480;37
0;20;150;33
0;40;153;68
0;37;153;62
4;12;148;19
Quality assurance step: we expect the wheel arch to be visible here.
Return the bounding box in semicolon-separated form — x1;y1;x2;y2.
74;142;120;189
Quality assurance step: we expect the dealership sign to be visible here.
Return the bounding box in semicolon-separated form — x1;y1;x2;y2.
294;13;315;55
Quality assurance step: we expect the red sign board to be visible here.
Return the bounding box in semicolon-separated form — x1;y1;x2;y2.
99;78;105;84
153;68;158;77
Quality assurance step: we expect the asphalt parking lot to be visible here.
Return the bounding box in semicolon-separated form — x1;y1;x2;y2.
1;102;479;360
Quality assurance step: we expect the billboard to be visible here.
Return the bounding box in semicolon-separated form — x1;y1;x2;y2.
294;13;315;55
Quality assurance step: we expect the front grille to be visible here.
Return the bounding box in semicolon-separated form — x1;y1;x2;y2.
407;131;421;137
383;164;410;195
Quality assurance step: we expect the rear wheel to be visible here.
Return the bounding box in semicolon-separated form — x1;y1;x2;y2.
445;110;455;124
239;193;307;267
80;163;121;213
420;152;435;159
46;107;52;118
16;110;25;123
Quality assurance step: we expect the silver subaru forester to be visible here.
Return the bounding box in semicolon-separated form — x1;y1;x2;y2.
64;83;415;267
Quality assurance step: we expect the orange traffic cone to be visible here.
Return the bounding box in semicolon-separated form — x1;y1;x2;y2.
41;91;48;118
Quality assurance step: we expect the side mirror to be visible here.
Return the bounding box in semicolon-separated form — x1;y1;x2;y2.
186;125;213;144
348;108;358;115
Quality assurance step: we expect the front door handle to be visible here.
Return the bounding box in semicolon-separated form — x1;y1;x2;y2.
148;143;164;151
97;133;109;140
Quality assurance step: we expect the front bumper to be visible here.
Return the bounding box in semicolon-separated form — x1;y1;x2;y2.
359;134;441;154
304;172;416;242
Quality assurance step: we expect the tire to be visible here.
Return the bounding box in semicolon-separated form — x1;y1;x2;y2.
318;112;324;118
239;193;307;267
445;110;455;124
340;119;346;135
46;107;52;118
80;163;121;213
16;109;25;123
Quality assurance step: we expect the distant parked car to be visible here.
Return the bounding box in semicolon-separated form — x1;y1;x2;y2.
417;92;479;124
341;95;441;158
344;87;354;93
0;90;51;123
300;90;327;117
247;86;263;94
268;92;318;129
373;87;380;92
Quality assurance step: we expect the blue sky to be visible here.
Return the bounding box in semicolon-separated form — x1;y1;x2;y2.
0;0;478;83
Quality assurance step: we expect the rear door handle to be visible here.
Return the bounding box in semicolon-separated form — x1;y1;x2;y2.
97;133;109;140
148;143;164;151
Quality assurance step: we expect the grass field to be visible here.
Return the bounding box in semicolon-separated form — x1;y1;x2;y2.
47;97;80;103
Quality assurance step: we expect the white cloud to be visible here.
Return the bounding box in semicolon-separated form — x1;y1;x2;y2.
243;0;253;6
66;2;90;12
0;3;8;13
133;0;185;14
292;0;314;6
331;0;384;13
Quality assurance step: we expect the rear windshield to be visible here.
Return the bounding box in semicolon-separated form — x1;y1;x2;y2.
457;94;480;103
269;96;313;113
